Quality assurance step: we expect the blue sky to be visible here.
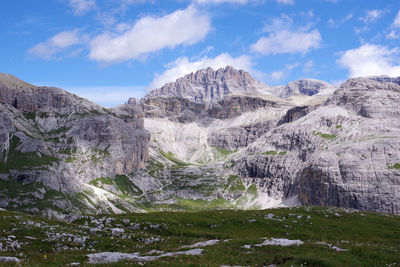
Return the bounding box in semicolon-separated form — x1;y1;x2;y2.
1;0;400;106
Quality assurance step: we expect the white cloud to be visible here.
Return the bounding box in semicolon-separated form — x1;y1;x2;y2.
328;13;353;28
394;10;400;27
359;9;384;24
251;14;321;56
89;6;211;63
68;0;96;16
337;44;400;78
275;0;294;5
387;11;400;39
251;29;321;55
149;53;254;89
28;29;85;59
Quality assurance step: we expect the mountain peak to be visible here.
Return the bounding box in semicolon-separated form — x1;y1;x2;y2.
279;79;336;99
145;66;270;103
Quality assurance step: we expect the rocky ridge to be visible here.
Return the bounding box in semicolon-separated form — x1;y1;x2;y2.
145;66;271;103
134;67;400;215
1;68;400;215
0;74;150;216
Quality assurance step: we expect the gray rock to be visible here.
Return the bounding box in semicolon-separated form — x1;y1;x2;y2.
279;79;336;99
145;66;272;103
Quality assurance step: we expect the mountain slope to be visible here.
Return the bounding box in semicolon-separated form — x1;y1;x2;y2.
0;73;150;216
1;69;400;215
135;69;400;215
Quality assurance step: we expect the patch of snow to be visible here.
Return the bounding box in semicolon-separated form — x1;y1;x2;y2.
255;238;304;247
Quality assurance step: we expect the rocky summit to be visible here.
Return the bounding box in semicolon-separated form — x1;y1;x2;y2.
0;67;400;217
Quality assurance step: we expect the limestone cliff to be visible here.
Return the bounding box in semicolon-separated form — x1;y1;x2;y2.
145;66;271;103
0;73;150;216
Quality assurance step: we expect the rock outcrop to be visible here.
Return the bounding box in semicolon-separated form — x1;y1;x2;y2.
138;67;400;215
0;73;150;215
145;66;271;103
2;68;400;216
279;79;336;99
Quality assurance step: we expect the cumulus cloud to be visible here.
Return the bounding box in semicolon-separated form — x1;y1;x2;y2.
251;30;321;55
28;29;85;59
89;6;211;63
337;44;400;78
251;14;321;55
68;0;96;16
149;53;254;89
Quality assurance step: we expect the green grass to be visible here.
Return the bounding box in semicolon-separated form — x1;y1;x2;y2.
88;175;143;198
314;131;337;139
115;174;143;196
22;112;36;121
0;136;59;172
145;160;165;177
0;179;67;213
336;125;342;129
263;150;278;156
388;163;400;170
246;184;258;196
159;150;190;166
89;177;114;187
0;207;398;266
213;147;238;156
211;147;238;162
263;150;287;156
227;176;246;192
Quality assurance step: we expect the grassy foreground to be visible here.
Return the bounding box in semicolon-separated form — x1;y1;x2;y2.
0;206;399;266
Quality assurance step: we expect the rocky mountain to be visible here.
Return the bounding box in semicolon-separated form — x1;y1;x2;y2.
145;66;271;103
279;79;336;99
134;68;399;215
0;73;150;216
1;68;399;216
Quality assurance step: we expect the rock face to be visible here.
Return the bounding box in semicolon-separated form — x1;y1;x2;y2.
0;73;150;216
2;68;400;216
279;79;336;99
145;66;271;103
137;68;400;215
